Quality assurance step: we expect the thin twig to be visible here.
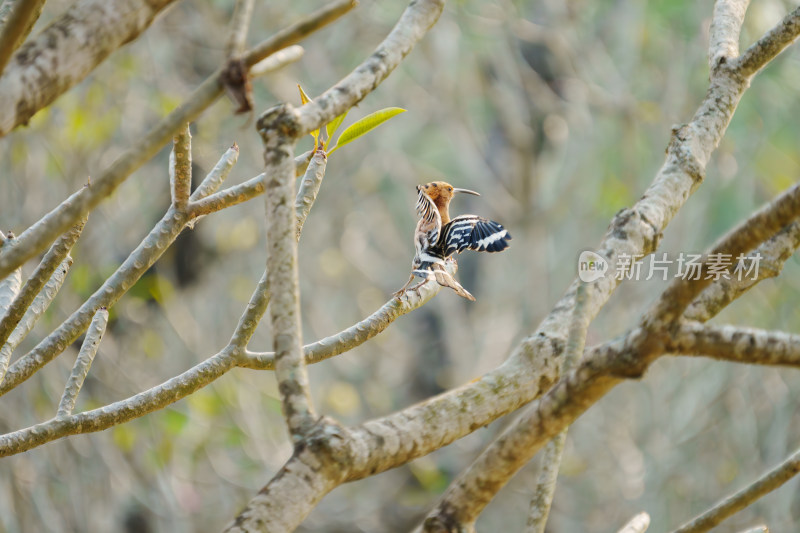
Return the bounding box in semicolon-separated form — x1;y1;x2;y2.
226;0;255;58
685;220;800;322
668;322;800;368
190;144;239;202
526;283;590;533
0;256;73;381
56;308;109;418
169;123;192;210
0;259;20;316
243;0;357;68
0;216;86;349
241;268;449;369
734;5;800;77
189;152;315;217
671;446;800;532
250;45;304;78
0;0;357;281
646;182;800;326
295;148;327;239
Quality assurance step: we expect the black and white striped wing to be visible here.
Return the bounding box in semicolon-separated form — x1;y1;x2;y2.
415;187;441;246
440;215;511;256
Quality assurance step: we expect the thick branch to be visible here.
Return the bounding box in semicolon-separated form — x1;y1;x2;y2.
0;0;178;137
258;104;316;440
0;0;45;76
224;423;349;532
708;0;750;69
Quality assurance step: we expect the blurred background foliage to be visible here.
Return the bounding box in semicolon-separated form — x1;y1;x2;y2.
1;0;800;531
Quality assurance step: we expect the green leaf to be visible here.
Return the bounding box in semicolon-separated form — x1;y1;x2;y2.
325;111;348;141
329;107;406;154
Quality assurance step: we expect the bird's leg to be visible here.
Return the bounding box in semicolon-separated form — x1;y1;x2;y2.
392;274;416;298
408;279;428;296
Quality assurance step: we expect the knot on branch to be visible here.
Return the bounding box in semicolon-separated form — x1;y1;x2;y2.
422;508;472;533
256;103;301;144
221;57;253;114
668;123;704;183
295;416;353;477
607;208;660;254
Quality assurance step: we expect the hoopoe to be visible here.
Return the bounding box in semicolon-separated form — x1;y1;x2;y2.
394;181;512;301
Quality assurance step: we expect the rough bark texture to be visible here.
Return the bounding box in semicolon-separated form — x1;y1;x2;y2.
0;0;178;136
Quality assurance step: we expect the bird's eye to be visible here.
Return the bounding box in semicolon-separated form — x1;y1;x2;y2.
448;187;453;192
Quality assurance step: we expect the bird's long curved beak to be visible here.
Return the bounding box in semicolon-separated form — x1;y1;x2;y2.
453;187;480;196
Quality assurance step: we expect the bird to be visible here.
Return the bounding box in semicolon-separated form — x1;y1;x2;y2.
394;181;511;301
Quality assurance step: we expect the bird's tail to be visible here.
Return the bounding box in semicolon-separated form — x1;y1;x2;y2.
432;263;475;301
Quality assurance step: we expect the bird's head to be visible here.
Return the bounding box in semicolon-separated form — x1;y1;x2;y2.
417;181;480;205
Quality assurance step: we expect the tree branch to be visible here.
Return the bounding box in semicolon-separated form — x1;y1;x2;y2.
190;144;239;202
226;0;255;58
241;266;450;369
0;256;72;381
671;445;800;532
708;0;750;69
0;0;356;281
294;0;445;136
0;242;20;316
169;124;192;211
0;0;178;137
224;424;349;532
0;217;85;348
734;5;800;77
684;220;800;322
0;0;45;77
526;283;590;533
668;322;800;368
258;104;316;440
646;181;800;326
0;140;335;456
250;45;305;79
295;147;327;239
56;308;109;418
0;206;190;395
